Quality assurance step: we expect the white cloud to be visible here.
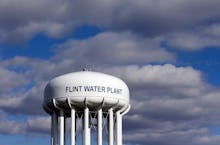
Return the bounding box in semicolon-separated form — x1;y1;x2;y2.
124;128;220;145
1;0;220;42
26;116;50;134
99;64;220;145
103;64;202;87
54;32;175;65
0;119;25;135
0;111;25;135
0;66;27;95
0;29;219;145
102;64;205;99
1;0;220;144
1;57;220;145
0;32;219;145
0;82;46;115
166;23;220;50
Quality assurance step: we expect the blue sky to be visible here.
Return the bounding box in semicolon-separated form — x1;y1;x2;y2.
1;0;220;145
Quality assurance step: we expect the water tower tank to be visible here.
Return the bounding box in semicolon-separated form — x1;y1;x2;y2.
43;71;130;145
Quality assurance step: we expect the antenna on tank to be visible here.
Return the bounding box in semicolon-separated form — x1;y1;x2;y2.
83;68;91;71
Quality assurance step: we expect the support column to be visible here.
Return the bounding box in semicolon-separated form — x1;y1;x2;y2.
71;109;75;145
59;111;65;145
83;107;90;145
116;111;122;145
98;109;102;145
108;108;113;145
51;112;58;145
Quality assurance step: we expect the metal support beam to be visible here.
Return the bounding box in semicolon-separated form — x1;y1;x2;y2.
108;108;113;145
51;112;58;145
116;111;122;145
71;109;75;145
83;107;90;145
59;111;65;145
98;109;102;145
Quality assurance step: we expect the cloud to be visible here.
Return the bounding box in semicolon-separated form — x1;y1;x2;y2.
1;0;220;42
110;0;220;36
101;65;217;122
1;55;220;145
101;65;220;145
0;82;48;115
0;119;25;135
26;116;50;134
0;111;25;135
0;28;218;145
124;128;220;145
0;37;173;116
0;110;50;135
108;64;202;87
54;32;175;65
0;0;73;42
1;0;220;144
0;31;219;145
102;64;205;99
166;23;220;50
0;65;28;96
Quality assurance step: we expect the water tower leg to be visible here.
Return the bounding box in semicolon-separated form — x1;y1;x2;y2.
83;107;90;145
108;108;114;145
59;111;65;145
71;109;75;145
51;112;58;145
98;109;102;145
116;111;122;145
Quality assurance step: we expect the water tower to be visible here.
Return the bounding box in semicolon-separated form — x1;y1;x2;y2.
43;71;130;145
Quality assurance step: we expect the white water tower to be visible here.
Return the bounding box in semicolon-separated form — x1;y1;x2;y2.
43;71;130;145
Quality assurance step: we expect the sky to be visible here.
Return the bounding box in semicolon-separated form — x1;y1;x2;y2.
1;0;220;145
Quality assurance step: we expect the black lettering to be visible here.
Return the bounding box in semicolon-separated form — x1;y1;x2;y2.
65;86;71;92
84;86;90;92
